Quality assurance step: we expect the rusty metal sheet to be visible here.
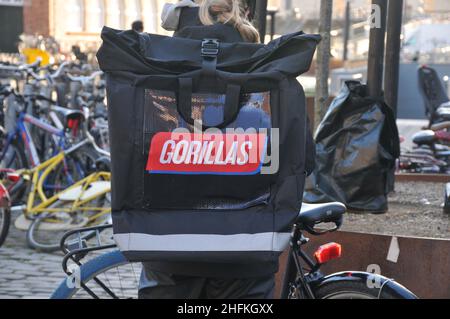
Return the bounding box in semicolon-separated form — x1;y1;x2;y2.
275;231;450;299
396;173;450;183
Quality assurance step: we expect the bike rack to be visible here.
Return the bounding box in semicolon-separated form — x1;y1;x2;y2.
59;224;119;299
60;224;116;270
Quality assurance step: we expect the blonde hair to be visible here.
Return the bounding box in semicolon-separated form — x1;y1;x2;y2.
199;0;260;43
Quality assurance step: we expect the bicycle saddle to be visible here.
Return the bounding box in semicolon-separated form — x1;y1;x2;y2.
413;130;436;146
95;156;111;172
438;101;450;109
298;202;346;234
51;105;85;121
436;106;450;120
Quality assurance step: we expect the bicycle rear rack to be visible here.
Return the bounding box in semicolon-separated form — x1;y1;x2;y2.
59;224;121;299
59;224;116;275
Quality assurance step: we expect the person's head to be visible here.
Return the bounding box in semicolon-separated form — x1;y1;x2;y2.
132;20;144;33
199;0;260;43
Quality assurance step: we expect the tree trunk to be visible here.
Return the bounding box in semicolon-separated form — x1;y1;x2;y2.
315;0;333;130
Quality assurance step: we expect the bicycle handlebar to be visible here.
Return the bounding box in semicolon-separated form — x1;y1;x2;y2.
0;57;42;72
27;61;70;82
49;61;70;80
66;71;103;85
0;59;70;83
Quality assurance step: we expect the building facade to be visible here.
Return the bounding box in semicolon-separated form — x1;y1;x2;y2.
0;0;24;53
22;0;169;52
270;0;450;19
13;0;450;54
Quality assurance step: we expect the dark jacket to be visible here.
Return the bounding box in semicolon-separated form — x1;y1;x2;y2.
174;7;245;43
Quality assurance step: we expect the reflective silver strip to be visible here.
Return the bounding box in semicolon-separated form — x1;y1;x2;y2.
114;233;291;252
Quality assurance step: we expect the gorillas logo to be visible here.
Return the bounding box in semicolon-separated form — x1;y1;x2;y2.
147;132;268;175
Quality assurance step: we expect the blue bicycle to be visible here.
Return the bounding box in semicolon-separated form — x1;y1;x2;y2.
0;65;99;201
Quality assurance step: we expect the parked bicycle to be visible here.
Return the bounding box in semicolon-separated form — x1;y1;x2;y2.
0;122;111;251
0;61;107;202
50;202;417;299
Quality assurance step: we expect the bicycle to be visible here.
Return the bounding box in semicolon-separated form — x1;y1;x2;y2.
0;61;82;160
398;129;450;174
0;86;103;208
0;128;111;252
65;72;109;152
0;87;99;202
50;202;417;299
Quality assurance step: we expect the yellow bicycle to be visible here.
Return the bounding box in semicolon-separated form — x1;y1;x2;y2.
7;136;111;252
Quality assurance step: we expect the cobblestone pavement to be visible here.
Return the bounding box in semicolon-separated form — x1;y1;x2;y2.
0;212;66;299
0;211;140;299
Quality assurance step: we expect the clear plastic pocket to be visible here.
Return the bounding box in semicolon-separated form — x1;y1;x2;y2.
142;89;275;210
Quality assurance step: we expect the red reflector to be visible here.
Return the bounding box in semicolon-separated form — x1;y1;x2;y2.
0;183;10;206
7;173;21;183
67;119;74;129
314;242;342;264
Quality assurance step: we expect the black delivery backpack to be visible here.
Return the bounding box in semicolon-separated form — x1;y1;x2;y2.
97;27;320;264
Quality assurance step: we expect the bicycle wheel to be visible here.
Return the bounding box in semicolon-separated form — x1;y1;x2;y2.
1;138;28;204
71;145;102;175
314;281;398;299
0;137;28;170
51;250;141;299
0;206;11;248
26;195;110;252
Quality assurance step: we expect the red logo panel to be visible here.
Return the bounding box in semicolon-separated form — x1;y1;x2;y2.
147;132;267;175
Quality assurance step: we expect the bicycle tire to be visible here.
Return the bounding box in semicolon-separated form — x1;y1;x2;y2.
69;144;101;176
1;136;29;170
2;137;29;204
50;250;128;299
0;207;11;248
314;280;398;299
26;196;110;252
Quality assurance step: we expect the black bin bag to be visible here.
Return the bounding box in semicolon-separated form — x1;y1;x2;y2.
97;27;319;263
304;81;400;213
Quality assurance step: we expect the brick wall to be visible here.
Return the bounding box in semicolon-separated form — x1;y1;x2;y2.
23;0;50;36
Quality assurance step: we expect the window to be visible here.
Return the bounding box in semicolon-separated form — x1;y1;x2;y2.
106;0;125;29
125;0;142;29
86;0;105;32
146;0;158;33
66;0;84;32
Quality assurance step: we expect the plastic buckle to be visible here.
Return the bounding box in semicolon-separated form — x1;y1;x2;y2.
201;39;220;58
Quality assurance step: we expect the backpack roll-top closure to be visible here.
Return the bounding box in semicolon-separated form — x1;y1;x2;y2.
97;27;320;78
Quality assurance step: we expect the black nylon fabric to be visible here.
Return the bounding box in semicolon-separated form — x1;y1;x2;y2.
97;26;319;264
97;27;319;77
304;81;400;213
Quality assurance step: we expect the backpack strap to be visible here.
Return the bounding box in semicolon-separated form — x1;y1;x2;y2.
201;39;219;78
178;77;241;130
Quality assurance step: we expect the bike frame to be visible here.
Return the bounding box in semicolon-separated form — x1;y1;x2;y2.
280;223;324;299
12;140;111;221
0;108;91;191
1;110;66;167
280;223;417;299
